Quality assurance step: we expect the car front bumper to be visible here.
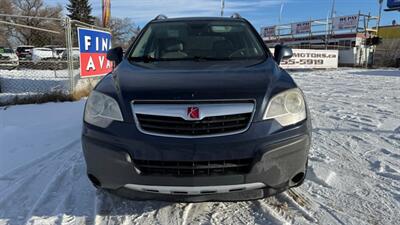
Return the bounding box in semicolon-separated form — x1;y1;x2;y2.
82;119;311;201
0;60;19;67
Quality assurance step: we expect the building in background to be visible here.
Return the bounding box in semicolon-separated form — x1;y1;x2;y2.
261;13;379;67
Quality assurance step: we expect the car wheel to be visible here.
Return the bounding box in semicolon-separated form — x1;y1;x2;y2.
87;174;101;189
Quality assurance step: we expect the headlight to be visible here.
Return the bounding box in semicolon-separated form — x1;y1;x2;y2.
263;88;306;126
84;91;123;128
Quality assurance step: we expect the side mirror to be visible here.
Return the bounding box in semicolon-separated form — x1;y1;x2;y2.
274;44;293;65
106;47;123;66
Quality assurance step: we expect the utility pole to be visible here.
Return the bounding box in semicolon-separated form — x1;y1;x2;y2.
221;0;225;17
325;12;329;49
330;0;336;35
326;0;336;49
364;12;371;68
278;2;284;42
377;0;383;35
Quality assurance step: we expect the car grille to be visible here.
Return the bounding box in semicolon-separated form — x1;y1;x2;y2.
134;158;253;177
136;113;252;136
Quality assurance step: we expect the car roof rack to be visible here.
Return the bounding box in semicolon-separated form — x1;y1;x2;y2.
154;14;168;20
231;13;242;19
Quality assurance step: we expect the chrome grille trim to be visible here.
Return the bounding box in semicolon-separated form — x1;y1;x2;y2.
124;182;266;195
134;103;254;120
131;101;255;138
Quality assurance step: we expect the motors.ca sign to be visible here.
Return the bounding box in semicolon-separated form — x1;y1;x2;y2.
269;48;339;69
77;28;112;78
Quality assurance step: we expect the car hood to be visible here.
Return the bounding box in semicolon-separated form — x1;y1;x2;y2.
98;57;297;122
0;53;17;59
115;58;279;103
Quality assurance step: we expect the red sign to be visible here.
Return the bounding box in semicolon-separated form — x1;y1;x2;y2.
78;28;113;78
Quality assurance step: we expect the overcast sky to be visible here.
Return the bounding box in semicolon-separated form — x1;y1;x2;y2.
46;0;400;29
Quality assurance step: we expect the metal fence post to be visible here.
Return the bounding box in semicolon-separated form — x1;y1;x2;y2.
65;17;74;94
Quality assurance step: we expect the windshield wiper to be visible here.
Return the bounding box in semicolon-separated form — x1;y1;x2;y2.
129;55;157;63
159;56;233;61
129;56;234;62
190;56;233;61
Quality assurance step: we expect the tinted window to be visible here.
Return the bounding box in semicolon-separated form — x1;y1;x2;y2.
130;21;266;61
17;47;33;52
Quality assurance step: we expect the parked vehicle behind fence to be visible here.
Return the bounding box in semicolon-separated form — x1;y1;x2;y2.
32;48;58;63
0;47;19;70
61;47;80;60
54;48;66;59
43;45;66;59
16;45;34;60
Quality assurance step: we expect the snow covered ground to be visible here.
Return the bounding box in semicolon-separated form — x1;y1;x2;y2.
0;68;399;225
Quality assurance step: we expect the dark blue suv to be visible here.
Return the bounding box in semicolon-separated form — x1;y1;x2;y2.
82;14;311;202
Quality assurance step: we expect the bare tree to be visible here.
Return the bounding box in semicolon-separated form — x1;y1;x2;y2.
9;0;64;46
94;17;139;49
0;0;14;46
374;39;400;67
109;17;139;49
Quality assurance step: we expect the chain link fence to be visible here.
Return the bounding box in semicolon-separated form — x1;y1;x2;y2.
0;14;107;105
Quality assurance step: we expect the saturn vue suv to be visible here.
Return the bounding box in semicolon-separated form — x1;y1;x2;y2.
82;14;311;202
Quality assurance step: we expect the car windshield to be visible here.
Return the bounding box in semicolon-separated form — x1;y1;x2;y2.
17;47;32;52
129;20;266;62
0;47;14;53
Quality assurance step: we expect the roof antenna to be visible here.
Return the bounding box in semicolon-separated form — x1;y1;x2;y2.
221;0;225;17
154;14;168;20
231;13;241;19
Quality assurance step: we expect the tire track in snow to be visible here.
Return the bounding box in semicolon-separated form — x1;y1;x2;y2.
92;191;163;225
0;139;81;225
181;203;192;225
250;189;318;225
176;202;218;225
282;190;318;223
24;151;82;224
255;197;293;225
91;190;101;225
0;140;76;201
208;202;243;225
30;163;87;225
205;201;280;225
24;167;73;224
93;190;117;225
0;139;80;180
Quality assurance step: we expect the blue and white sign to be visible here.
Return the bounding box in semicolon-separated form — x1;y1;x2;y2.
77;27;112;78
388;0;400;8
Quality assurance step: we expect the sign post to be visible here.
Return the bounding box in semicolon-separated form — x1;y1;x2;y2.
102;0;111;27
77;28;113;78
